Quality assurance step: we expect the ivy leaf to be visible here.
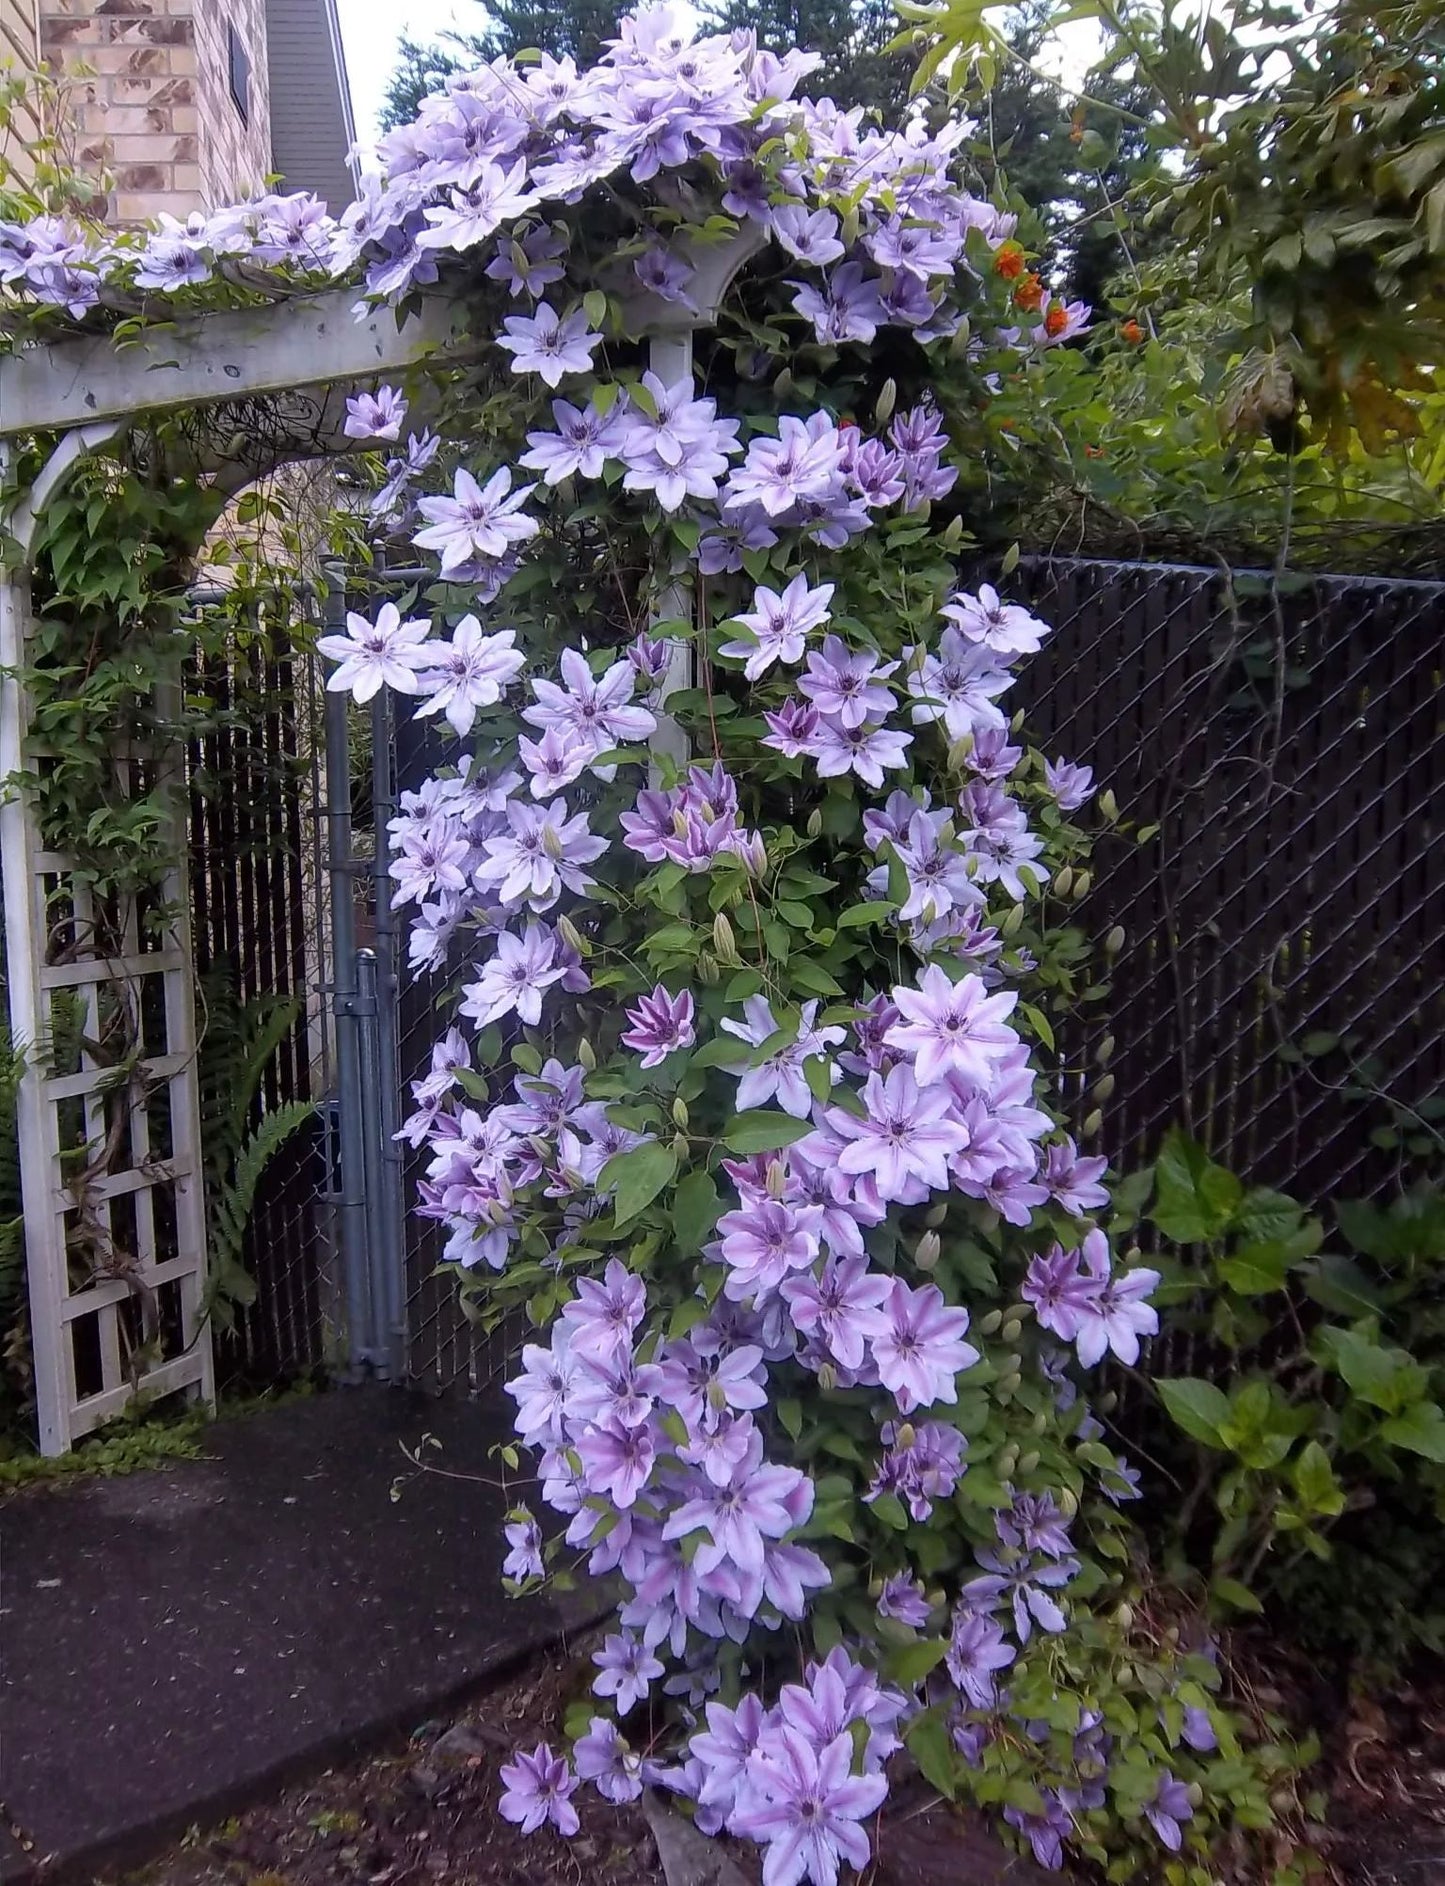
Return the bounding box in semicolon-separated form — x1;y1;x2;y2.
722;1111;812;1155
598;1142;678;1231
670;1169;721;1253
1156;1377;1231;1448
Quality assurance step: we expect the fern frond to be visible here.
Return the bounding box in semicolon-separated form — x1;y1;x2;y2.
205;1100;315;1280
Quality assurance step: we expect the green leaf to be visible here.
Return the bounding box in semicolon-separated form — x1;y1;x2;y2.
836;900;896;929
1379;1402;1445;1463
1324;1329;1425;1414
1293;1440;1345;1516
671;1169;721;1252
904;1710;957;1799
777;1398;803;1441
598;1141;678;1231
722;1111;812;1155
1157;1377;1231;1447
786;957;843;998
886;1638;949;1687
1152;1130;1243;1242
1211;1576;1264;1616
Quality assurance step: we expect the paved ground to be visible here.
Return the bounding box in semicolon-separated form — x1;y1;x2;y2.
0;1389;599;1883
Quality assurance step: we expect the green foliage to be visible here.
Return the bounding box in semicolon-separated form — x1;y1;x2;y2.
1140;1130;1445;1666
0;1405;207;1485
196;972;315;1333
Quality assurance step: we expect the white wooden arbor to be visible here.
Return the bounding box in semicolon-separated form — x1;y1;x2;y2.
0;229;760;1453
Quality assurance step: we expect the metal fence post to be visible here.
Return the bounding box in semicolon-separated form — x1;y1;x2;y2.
353;948;395;1380
322;606;375;1380
369;689;409;1382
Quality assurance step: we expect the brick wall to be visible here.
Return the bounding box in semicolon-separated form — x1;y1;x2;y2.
1;0;42;185
38;0;270;221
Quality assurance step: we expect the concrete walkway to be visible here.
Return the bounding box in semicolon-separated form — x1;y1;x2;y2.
0;1389;594;1882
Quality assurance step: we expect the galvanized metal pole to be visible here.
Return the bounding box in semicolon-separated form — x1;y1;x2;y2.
353;947;393;1380
322;596;375;1379
369;688;409;1382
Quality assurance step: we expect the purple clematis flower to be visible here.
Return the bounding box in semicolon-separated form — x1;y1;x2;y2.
877;1573;932;1628
495;302;602;387
413;616;525;734
1072;1230;1160;1368
591;1631;664;1716
885;965;1019;1088
574;1717;645;1804
826;1064;969;1203
501;1509;545;1582
1145;1772;1195;1852
459;922;566;1027
621;985;695;1067
719;573;834;679
945;1608;1016;1707
343;384;407;441
1042;755;1095;810
318;603;433;703
730;1729;888;1886
498;1742;579;1836
808;714;913;788
780;1253;891;1371
413;466;539;573
797;635;898;729
941;584;1050;659
872;1278;979;1414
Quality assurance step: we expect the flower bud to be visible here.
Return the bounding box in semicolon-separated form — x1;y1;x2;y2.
577;1037;597;1072
1113;1601;1135;1631
542;823;566;861
895;1423;916;1450
766;1159;787;1200
925;1202;947;1229
774;367;795;399
927;1587;946;1611
999;1370;1022;1396
1093;1072;1116;1104
1104;925;1126;956
978;1309;1003;1336
1017;1450;1040;1477
1098;1389;1118;1414
1098;789;1119;823
1031;1410;1049;1436
707;1378;729;1414
713;912;740;965
1072;870;1091;900
556;914;590;958
1053;866;1073;899
1011;708;1026;733
1190;1784;1207;1810
873;377;897;426
806;807;823;839
868;1575;884;1598
914;1230;941;1271
670;1132;689;1162
671;1097;690;1131
1001;1316;1023;1346
1096;1035;1116;1066
946;737;973;774
1001;903;1024;937
1082;1107;1104;1139
1058;1487;1078;1517
817;1362;837;1392
698;952;720;986
997;1444;1018;1476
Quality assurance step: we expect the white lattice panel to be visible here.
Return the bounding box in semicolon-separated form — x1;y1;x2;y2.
0;574;211;1454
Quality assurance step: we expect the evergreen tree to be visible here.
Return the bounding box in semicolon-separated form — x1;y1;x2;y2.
381;1;623;129
700;0;913;119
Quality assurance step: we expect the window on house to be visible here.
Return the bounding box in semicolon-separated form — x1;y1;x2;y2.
227;24;251;126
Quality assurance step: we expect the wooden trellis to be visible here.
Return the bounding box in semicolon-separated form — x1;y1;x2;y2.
0;235;758;1452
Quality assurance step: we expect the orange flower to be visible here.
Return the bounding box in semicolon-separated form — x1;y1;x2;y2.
1043;302;1070;339
1121;319;1144;344
1013;273;1044;313
993;240;1026;281
1084;444;1105;458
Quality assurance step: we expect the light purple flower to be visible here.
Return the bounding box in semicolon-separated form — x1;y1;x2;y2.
1042;756;1095;811
1004;1794;1072;1870
502;1509;545;1581
414;616;525;734
495;302;602;387
827;1065;969;1202
417;159;537;251
521;396;627;483
945;1608;1016;1707
317;602;433;702
731;1729;887;1886
574;1717;645;1804
771;203;845;266
791;262;888;344
621;985;695;1067
459;923;565;1028
724;415;847;518
941;584;1050;659
809;715;913;788
780;1254;891;1370
1040;1139;1109;1215
1145;1772;1195;1852
1021;1242;1097;1343
719;573;834;679
524;648;656;760
797;636;898;729
343;384;408;441
413;466;539;573
885;966;1019;1088
1073;1230;1160;1368
877;1574;932;1628
592;1631;664;1716
872;1279;979;1414
717;1198;821;1303
498;1742;579;1836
